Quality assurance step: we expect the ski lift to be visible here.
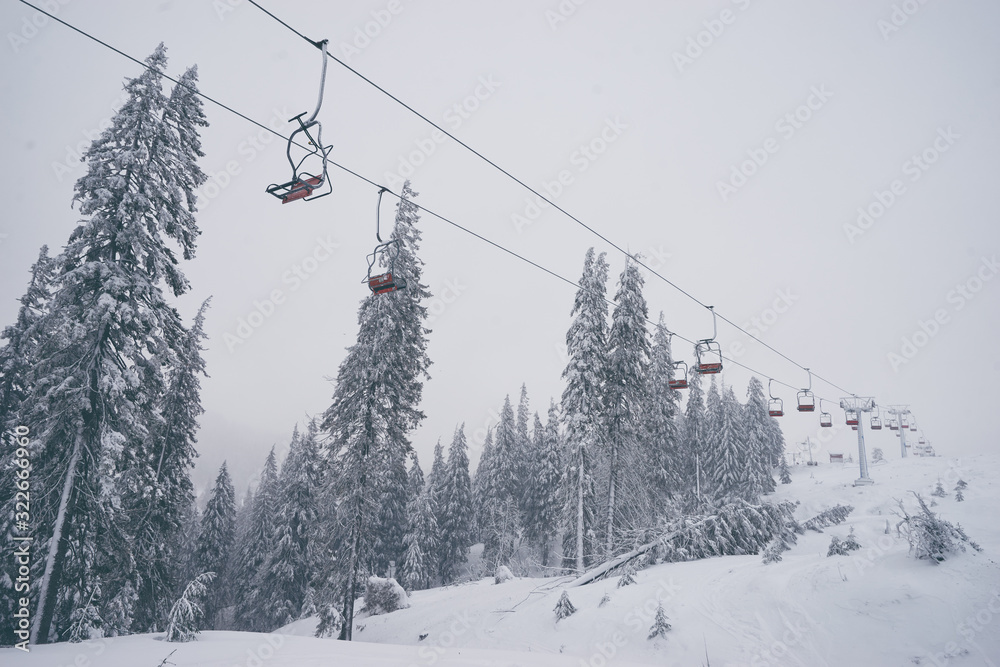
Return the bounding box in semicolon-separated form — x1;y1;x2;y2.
796;369;815;412
265;40;333;204
669;359;689;390
900;414;910;430
889;419;899;431
364;188;408;296
694;306;723;375
768;379;784;417
845;408;859;426
870;406;882;430
819;399;833;428
918;436;927;445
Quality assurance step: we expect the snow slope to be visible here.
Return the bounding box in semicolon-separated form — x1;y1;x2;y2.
5;453;999;666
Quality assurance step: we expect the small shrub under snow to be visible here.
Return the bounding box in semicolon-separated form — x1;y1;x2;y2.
362;576;410;615
494;565;514;584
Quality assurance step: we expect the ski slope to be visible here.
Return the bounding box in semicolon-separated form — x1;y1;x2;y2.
5;452;999;666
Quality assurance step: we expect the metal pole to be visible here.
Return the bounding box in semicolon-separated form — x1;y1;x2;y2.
899;411;908;457
854;403;873;486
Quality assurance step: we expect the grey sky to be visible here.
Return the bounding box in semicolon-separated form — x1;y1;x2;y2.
2;0;998;496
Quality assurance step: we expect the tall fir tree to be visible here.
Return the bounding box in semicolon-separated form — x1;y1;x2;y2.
560;248;609;572
681;371;707;503
321;181;430;640
481;395;521;569
407;452;425;502
642;314;682;517
710;387;748;502
0;247;56;644
130;297;210;632
21;44;207;643
602;260;650;554
523;404;563;565
744;377;777;499
514;384;532;506
473;428;496;543
437;425;474;583
232;448;280;631
257;421;324;628
401;487;438;591
701;378;724;500
195;462;236;627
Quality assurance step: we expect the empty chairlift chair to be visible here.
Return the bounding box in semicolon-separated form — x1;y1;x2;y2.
669;360;689;390
768;379;784;417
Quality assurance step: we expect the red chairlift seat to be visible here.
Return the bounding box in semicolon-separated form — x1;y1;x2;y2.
909;425;917;432
669;360;689;390
796;390;815;412
820;412;833;427
870;417;882;430
368;272;400;295
278;175;322;204
845;409;859;426
768;398;784;417
694;339;723;375
852;426;858;431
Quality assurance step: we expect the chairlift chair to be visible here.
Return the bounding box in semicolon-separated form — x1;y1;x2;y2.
265;40;334;204
364;188;408;296
819;399;833;427
694;306;723;374
845;409;859;426
768;379;784;417
797;369;815;412
870;406;882;430
889;419;899;431
669;360;689;390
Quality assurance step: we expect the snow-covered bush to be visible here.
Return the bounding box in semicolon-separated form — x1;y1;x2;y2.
554;591;577;621
494;565;514;584
166;572;215;642
616;564;636;588
872;448;884;463
315;602;343;638
897;494;981;563
931;480;948;498
827;529;861;557
647;602;671;639
362;576;410;615
955;489;965;502
599;592;611;607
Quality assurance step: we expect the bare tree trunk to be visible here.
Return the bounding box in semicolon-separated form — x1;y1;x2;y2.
32;426;84;644
575;446;585;573
606;437;618;558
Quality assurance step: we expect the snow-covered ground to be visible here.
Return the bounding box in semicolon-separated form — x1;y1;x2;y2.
6;453;999;666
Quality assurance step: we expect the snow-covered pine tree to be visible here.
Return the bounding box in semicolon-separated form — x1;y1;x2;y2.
257;421;324;628
647;602;671;639
955;488;964;502
603;259;650;556
743;377;777;500
322;181;430;641
401;486;438;590
523;405;563;566
0;247;56;645
24;45;207;643
681;371;707;503
642;314;681;517
473;427;496;543
131;297;210;632
407;452;425;502
515;384;532;507
779;455;792;484
897;493;981;563
700;377;723;500
437;424;474;583
763;413;786;469
955;479;968;490
195;462;236;627
706;386;748;502
872;447;884;463
560;248;609;572
426;438;446;559
481;395;522;569
165;572;215;642
931;480;947;498
553;591;577;621
232;448;280;631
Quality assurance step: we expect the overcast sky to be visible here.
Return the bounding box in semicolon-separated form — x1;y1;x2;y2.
2;0;998;497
